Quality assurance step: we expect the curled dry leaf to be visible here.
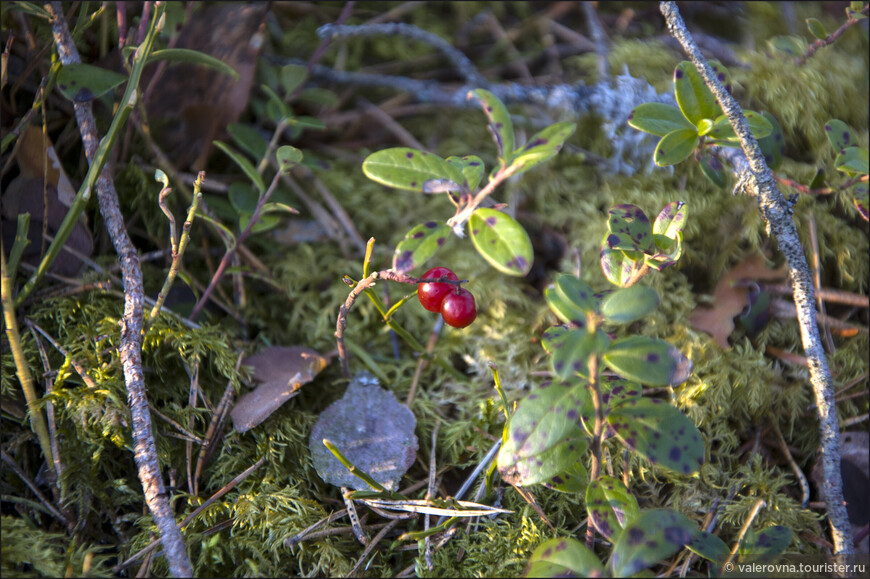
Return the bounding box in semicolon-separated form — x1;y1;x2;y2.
230;346;327;433
689;253;787;348
309;372;418;491
0;126;93;277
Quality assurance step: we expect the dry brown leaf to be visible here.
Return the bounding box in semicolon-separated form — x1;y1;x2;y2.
689;253;787;348
230;346;327;433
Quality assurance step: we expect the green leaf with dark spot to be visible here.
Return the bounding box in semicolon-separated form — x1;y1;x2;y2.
769;35;805;56
739;526;792;562
148;48;239;80
806;18;828;40
609;509;698;577
468;89;515;160
757;112;786;170
508;122;577;175
541;324;571;355
607;398;704;475
700;156;728;188
469;208;533;276
276;146;303;173
214;141;265;193
603;336;692;386
825;119;857;153
600;244;642;288
445;155;485;191
673;61;720;125
708;111;772;141
834;147;869;176
628;103;694;137
362;148;465;193
392;222;451;274
497;381;588;488
586;476;640;540
280;63;308;95
654;128;699;166
600;285;660;324
57;63;127;102
524;538;605;578
227;123;268;161
653;201;689;243
550;328;610;381
579;376;641;437
852;184;869;221
546;274;599;324
605;204;655;256
542;460;588;493
545;286;588;327
687;531;730;564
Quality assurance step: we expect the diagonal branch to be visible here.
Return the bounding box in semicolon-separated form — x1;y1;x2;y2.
45;2;193;575
659;1;853;556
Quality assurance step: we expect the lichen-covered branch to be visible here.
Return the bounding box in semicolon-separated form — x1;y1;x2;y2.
659;1;854;556
45;2;193;576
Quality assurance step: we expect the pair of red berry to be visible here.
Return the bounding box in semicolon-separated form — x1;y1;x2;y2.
418;267;477;328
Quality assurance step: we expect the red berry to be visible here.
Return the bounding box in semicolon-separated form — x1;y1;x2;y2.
440;288;477;328
418;267;458;312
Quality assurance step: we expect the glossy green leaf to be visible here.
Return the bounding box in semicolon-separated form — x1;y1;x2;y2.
653;201;689;242
600;285;660;324
739;526;792;562
579;376;641;437
469;208;533;276
609;509;697;577
542;460;588;493
524;538;605;578
362;148;465;193
654;128;699;166
645;236;683;271
392;222;451;274
628;103;694;137
608;398;704;475
228;182;258;215
497;381;589;488
214;141;265;193
708;111;772;141
276;145;303;173
709;60;732;93
550;328;610;381
757;112;786;170
586;476;640;540
508;122;577;175
686;531;730;564
545;286;589;328
806;18;828;40
834;147;869;175
148;48;239;80
825;119;857;153
56;63;127;102
605;204;655;256
550;274;599;319
445;155;485;191
603;336;692;387
769;35;805;56
227;123;268;161
280;63;308;95
600;245;642;288
468;88;515;160
673;61;720;125
541;324;571;355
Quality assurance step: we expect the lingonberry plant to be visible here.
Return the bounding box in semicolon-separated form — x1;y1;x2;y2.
417;266;459;312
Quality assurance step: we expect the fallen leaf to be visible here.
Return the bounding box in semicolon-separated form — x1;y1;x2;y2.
230;346;327;433
689;253;787;348
309;372;418;491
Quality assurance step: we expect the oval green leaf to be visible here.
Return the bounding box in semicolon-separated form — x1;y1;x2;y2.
687;531;730;564
545;286;589;328
227;123;268;161
600;285;660;324
392;221;451;274
524;538;605;578
605;204;655;255
497;381;589;488
627;103;694;137
603;336;692;386
834;147;869;176
768;35;805;56
654;128;699;166
148;48;239;80
739;526;793;562
554;274;600;315
708;111;772;141
586;475;640;540
228;182;258;215
673;61;720;125
445;155;485;191
214;141;265;193
280;63;308;95
700;155;728;188
607;398;704;475
853;184;869;221
757;112;785;170
468;89;515;160
806;18;828;40
609;509;698;577
600;244;642;288
653;201;689;241
542;460;588;493
276;145;303;174
579;375;642;437
825;119;857;153
541;324;571;355
469;208;533;276
508;122;577;175
362;148;465;193
551;328;610;381
57;63;127;102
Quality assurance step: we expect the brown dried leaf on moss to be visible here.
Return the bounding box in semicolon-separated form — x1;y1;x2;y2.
689;253;787;348
309;372;418;491
231;346;327;433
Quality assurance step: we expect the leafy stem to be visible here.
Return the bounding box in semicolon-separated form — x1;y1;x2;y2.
445;163;520;233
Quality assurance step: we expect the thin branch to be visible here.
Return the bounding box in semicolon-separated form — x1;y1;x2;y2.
796;4;870;65
44;3;193;575
660;1;853;556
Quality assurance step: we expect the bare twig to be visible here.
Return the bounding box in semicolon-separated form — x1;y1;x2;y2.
1;449;70;529
660;1;853;555
720;498;766;576
44;3;192;575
